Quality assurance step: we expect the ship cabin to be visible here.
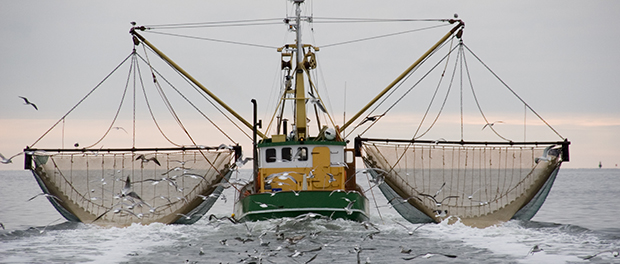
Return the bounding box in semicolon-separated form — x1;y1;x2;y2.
252;132;358;196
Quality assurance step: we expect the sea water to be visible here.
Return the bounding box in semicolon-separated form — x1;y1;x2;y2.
0;169;618;263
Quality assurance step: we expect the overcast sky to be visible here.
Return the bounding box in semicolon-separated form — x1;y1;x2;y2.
1;0;619;170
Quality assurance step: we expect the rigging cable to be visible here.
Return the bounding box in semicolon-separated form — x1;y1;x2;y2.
462;43;511;142
137;48;240;142
320;24;449;48
462;44;565;140
139;42;252;140
135;50;183;147
144;18;283;29
348;38;458;138
30;53;133;148
145;31;277;50
139;46;240;192
412;41;460;139
411;36;456;139
82;50;134;149
357;43;461;176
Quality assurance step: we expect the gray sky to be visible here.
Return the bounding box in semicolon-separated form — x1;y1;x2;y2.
1;0;619;170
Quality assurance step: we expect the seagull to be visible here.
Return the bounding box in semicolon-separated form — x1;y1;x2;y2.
254;201;275;208
33;218;63;234
285;235;305;245
466;188;481;200
18;96;38;110
235;156;253;167
402;253;457;260
234;237;254;243
161;166;189;176
265;172;299;184
135;154;161;166
342;197;356;215
358;114;384;126
535;145;556;164
581;250;620;260
197;193;217;200
120;176;149;206
217;144;233;150
354;167;389;178
329;189;358;196
432;138;447;144
112;126;128;133
331;161;349;168
527;245;543;255
178;172;206;180
27;193;62;203
393;220;429;235
0;152;23;164
360;221;379;231
326;173;337;183
482;121;503;130
419;194;459;207
307;92;327;113
388;196;423;207
176;213;194;220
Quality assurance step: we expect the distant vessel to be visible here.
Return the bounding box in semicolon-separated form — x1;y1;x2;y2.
24;0;569;228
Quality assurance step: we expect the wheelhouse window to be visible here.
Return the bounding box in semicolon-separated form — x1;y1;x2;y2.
295;147;308;161
282;147;292;162
266;148;276;163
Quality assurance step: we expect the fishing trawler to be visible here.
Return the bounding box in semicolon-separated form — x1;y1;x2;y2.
23;0;569;228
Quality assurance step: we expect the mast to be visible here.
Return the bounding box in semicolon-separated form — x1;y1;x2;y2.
293;0;307;140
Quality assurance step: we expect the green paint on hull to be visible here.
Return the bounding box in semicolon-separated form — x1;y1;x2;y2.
234;190;369;222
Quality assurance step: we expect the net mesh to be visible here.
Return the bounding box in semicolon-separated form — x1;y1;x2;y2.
362;142;562;226
31;149;233;226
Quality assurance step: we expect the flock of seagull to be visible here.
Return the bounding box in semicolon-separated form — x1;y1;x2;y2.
190;212;458;263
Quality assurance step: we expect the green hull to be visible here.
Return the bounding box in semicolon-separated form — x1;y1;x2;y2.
234;190;369;222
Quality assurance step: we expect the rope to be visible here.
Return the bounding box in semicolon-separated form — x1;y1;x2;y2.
412;37;456;139
82;51;134;149
134;52;183;147
139;45;252;140
145;31;277;50
144;18;283;29
462;44;565;139
461;45;511;142
413;47;459;139
138;47;241;193
136;54;239;143
321;24;449;48
29;53;133;147
350;40;458;138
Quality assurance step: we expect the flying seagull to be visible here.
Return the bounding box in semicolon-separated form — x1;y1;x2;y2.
27;193;62;203
358;114;385;126
135;154;161;166
527;245;543;255
307;92;327;113
535;145;556;164
581;249;620;260
18;96;38;110
112;126;128;133
0;152;23;164
482;121;503;130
